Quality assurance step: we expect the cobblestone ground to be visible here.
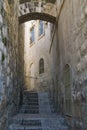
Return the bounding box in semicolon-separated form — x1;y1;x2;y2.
9;91;70;130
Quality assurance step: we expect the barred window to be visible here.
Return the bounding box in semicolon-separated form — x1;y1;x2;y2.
39;58;44;74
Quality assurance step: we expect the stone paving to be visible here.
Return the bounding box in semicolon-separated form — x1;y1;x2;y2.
9;91;70;130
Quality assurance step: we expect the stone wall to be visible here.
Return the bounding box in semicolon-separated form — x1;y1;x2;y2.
0;0;24;129
50;0;87;129
18;23;25;105
0;1;8;129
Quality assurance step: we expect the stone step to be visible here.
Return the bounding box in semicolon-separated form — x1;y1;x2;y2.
13;119;41;125
26;95;38;97
20;108;39;111
25;128;42;130
28;98;38;101
20;109;39;114
24;91;38;94
9;125;24;130
9;124;69;130
24;98;38;101
23;97;38;100
24;93;38;97
21;105;39;108
22;119;41;126
23;98;38;101
22;101;39;104
23;99;38;102
23;101;38;103
27;102;39;105
25;127;51;130
24;96;38;99
23;100;38;103
22;104;39;107
9;124;52;130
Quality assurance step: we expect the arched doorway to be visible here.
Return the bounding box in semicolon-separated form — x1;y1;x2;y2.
30;63;35;90
64;64;72;115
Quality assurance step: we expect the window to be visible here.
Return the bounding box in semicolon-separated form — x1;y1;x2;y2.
30;26;34;44
50;23;55;38
39;58;44;74
39;21;44;36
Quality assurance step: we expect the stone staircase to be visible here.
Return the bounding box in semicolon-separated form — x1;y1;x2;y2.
8;91;70;130
20;92;39;114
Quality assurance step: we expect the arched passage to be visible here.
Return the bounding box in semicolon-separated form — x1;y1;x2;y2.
64;64;72;115
19;12;56;24
19;0;56;24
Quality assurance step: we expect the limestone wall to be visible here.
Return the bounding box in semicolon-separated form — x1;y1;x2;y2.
50;0;87;129
18;23;25;105
0;0;24;129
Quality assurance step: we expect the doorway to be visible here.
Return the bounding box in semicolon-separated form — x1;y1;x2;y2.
64;64;72;115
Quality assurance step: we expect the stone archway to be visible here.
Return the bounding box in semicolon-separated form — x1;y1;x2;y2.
64;64;72;115
19;0;56;24
19;12;56;24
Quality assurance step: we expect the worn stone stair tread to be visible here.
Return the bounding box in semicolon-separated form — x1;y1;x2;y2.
23;98;38;100
20;110;39;113
21;107;39;110
23;99;38;101
22;119;41;126
9;124;68;130
9;124;52;130
21;106;39;108
24;97;38;99
21;105;39;108
20;110;39;114
24;95;38;98
24;97;38;100
13;114;63;120
20;108;39;111
9;124;24;130
20;108;39;110
26;103;39;105
23;102;38;104
10;124;40;127
25;127;52;130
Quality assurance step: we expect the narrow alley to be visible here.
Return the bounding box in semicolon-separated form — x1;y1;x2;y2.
0;0;87;130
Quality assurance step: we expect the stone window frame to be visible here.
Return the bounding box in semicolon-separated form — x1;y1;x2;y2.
30;25;35;46
38;20;45;40
39;58;44;74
